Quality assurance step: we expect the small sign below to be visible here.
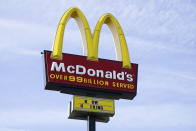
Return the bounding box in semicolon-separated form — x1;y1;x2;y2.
73;96;114;115
68;96;115;123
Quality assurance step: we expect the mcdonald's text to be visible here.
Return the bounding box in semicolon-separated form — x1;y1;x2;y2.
50;62;134;82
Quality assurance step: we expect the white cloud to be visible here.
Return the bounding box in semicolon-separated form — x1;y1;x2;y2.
0;109;84;127
1;104;195;130
0;128;27;131
113;103;196;128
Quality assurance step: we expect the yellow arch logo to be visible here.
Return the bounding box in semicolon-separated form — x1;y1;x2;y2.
51;7;131;69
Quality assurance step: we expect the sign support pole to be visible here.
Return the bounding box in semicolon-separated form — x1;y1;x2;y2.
87;115;96;131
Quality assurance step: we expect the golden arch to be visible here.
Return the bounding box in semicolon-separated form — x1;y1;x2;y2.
51;7;131;68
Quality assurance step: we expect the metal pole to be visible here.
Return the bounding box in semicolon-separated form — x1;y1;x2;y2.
87;115;96;131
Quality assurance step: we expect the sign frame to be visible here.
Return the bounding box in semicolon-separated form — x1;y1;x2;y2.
43;50;138;100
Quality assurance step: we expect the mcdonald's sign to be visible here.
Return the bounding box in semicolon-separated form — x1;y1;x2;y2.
43;7;138;100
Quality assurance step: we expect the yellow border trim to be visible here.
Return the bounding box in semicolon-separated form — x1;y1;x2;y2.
51;7;131;69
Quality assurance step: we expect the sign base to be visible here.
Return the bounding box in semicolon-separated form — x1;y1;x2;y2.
68;101;110;123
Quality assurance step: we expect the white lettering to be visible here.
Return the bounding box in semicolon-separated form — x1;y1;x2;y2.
126;74;133;82
117;72;124;80
113;70;116;80
50;62;134;82
87;69;96;77
96;70;104;78
105;71;112;79
76;65;86;75
51;62;65;72
67;65;75;74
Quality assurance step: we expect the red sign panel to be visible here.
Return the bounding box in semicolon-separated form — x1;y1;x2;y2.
43;50;138;100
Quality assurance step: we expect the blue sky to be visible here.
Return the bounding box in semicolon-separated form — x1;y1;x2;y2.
0;0;196;131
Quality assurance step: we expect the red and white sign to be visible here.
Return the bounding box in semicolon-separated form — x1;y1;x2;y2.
43;50;138;100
